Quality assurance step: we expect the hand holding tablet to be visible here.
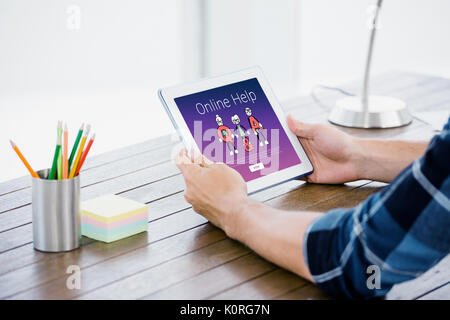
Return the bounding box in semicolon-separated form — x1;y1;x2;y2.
159;66;313;194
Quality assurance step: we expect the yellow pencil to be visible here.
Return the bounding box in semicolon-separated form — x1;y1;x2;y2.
10;139;40;179
69;124;90;179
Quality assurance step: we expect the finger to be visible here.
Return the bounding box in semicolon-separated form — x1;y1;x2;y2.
188;148;198;162
174;149;188;171
190;149;206;167
200;155;214;167
190;149;214;168
190;148;201;163
287;114;315;139
184;191;192;204
175;149;200;177
193;154;208;167
204;156;214;165
174;148;189;163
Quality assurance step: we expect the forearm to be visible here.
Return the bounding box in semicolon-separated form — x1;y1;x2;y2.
355;139;428;182
227;199;322;282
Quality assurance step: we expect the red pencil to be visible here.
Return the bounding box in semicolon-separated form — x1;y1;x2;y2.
75;133;95;176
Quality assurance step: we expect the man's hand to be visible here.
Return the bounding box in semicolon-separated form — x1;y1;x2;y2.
174;148;319;281
287;115;362;184
287;115;428;183
174;149;247;238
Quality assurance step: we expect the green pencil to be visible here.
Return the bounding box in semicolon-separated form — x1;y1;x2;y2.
69;123;84;169
48;121;62;180
57;123;63;180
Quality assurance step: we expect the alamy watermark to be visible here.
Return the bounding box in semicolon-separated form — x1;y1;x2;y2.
66;5;82;30
66;265;81;290
171;121;282;177
366;264;381;290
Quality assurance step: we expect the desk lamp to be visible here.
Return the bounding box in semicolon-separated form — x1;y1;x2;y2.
328;0;412;128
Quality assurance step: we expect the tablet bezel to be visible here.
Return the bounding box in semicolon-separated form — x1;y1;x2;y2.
158;66;313;194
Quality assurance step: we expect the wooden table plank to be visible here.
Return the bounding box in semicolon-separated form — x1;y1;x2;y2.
0;179;303;277
210;269;307;300
10;226;229;300
122;183;378;301
191;182;384;300
417;283;450;300
386;254;450;300
0;135;174;196
76;238;251;300
2;180;369;299
0;170;185;253
275;283;331;300
0;143;176;213
143;253;277;300
0;211;207;298
0;161;179;234
73;186;369;301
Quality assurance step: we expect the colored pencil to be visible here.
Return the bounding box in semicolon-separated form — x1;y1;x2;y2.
57;122;63;180
63;123;69;179
48;121;62;180
69;124;90;179
69;123;84;169
9;140;40;179
75;133;95;176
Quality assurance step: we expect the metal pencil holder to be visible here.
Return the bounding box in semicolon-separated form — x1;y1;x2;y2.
31;169;81;252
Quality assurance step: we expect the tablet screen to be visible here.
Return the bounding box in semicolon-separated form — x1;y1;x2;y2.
174;78;301;182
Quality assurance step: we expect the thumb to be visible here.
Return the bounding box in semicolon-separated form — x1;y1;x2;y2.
287;115;315;139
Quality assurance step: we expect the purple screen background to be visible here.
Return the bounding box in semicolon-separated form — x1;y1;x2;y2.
174;78;301;182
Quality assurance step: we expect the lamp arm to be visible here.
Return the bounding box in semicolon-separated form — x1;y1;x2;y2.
362;0;383;115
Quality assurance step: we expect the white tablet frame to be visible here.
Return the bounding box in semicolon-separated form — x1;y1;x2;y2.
158;66;313;194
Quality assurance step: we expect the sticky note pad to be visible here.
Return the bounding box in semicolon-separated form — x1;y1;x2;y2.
81;194;148;243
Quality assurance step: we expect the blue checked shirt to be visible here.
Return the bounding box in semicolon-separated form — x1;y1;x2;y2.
304;117;450;299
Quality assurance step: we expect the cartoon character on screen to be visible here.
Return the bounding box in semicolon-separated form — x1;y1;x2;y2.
216;114;238;155
245;107;269;146
231;114;254;152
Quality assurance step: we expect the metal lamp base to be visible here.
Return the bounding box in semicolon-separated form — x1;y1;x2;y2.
328;95;413;128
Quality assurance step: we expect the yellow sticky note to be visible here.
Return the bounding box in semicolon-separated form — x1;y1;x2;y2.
81;194;148;223
81;194;149;243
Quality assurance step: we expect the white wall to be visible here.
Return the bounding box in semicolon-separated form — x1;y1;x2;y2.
0;0;185;182
202;0;450;95
298;0;450;93
203;0;300;98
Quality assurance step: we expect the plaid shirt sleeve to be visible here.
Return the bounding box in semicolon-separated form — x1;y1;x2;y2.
303;117;450;299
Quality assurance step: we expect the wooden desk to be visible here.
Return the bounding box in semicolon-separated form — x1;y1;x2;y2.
0;71;448;300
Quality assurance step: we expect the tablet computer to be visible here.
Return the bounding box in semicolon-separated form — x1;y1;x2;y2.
158;66;313;194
